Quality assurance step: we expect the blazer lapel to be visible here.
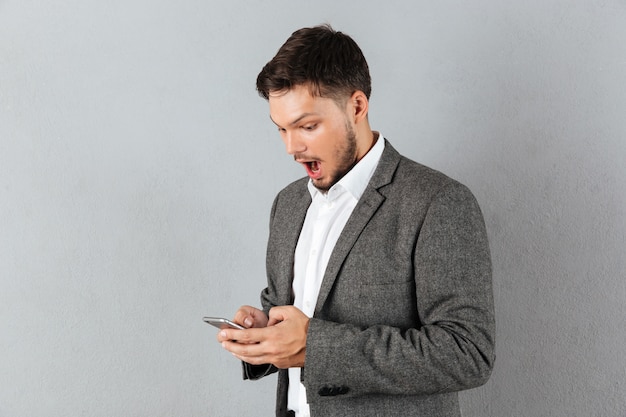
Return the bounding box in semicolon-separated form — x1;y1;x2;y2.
314;140;401;316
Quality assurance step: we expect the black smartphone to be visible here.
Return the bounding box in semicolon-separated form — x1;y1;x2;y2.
203;316;245;330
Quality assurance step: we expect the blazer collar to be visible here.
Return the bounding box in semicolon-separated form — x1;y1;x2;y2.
367;138;401;191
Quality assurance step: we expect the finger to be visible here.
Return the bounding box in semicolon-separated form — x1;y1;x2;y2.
242;309;260;328
231;352;269;366
268;305;302;326
267;306;287;326
222;337;267;359
234;306;268;328
250;308;269;328
218;327;266;344
217;328;243;343
233;306;254;327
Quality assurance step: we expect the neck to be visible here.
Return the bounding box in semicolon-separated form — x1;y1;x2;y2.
355;126;379;161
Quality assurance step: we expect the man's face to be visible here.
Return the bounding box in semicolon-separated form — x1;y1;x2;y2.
269;85;358;192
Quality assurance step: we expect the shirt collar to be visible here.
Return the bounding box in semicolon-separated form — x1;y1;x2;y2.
307;132;385;201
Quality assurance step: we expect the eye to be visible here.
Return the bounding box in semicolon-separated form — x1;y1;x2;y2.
302;124;317;131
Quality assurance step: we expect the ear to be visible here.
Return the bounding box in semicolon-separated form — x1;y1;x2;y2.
348;90;369;123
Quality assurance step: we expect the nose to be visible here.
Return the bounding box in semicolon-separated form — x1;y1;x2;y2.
283;131;306;155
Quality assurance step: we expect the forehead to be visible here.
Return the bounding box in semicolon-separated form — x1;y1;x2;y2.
268;85;340;126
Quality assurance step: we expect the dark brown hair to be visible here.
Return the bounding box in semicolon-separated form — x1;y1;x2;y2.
256;24;371;103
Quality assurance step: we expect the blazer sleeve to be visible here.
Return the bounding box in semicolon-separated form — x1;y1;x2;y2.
241;186;303;382
302;181;495;399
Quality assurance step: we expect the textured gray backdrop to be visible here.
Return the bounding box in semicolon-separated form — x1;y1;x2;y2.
1;1;625;416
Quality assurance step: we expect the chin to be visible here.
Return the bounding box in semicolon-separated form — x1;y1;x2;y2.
312;179;332;192
315;177;343;192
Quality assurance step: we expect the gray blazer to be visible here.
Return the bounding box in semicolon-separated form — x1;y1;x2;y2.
245;140;495;417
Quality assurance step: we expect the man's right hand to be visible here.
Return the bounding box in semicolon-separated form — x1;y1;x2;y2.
233;305;269;329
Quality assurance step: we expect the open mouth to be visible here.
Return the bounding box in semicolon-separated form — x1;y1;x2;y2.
302;160;322;179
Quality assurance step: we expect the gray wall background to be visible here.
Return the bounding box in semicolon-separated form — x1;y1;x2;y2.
1;1;625;416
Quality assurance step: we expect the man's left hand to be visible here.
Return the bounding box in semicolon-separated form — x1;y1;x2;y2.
218;305;309;369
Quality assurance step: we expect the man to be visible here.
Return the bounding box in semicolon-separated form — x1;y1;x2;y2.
217;24;495;417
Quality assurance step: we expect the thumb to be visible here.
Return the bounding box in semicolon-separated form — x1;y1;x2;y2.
243;316;254;328
267;306;288;326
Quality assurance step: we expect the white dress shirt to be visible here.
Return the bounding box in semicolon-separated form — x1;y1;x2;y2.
287;135;385;417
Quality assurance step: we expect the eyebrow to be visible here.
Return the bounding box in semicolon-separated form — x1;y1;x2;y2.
269;112;318;128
